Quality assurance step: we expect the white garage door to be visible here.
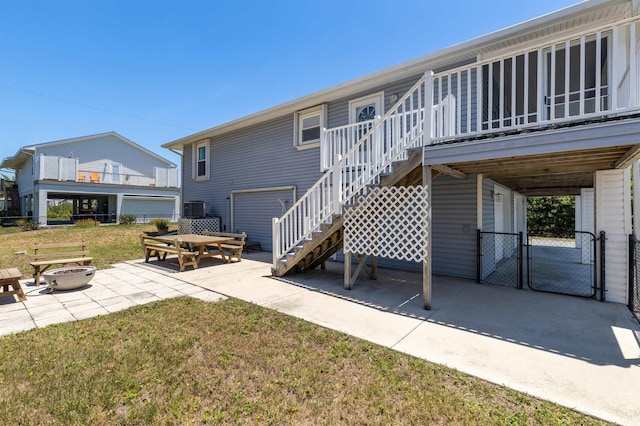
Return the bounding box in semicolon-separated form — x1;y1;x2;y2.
121;196;176;222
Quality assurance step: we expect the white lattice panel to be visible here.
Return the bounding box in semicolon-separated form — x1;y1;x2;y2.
344;186;429;263
178;218;220;235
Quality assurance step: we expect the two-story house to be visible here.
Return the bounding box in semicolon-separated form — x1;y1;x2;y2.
163;0;640;309
2;132;181;225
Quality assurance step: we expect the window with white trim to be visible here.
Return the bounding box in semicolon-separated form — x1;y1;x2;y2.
294;104;326;149
349;92;384;124
192;139;210;180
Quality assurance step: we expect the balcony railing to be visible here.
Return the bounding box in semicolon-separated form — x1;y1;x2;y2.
320;16;640;163
36;155;179;188
429;15;640;143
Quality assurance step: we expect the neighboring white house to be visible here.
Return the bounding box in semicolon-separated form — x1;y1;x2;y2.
163;0;640;309
1;132;181;224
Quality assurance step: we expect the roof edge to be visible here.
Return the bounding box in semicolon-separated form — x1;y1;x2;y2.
162;0;624;150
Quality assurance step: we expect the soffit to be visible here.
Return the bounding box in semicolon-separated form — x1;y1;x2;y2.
447;145;631;196
426;115;640;196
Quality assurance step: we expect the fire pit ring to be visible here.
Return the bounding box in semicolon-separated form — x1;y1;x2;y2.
43;266;96;291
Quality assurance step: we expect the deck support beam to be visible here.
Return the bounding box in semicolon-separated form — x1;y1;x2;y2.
431;164;467;180
423;165;433;310
344;253;377;290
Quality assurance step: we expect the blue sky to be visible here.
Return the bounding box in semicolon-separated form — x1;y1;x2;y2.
0;0;579;172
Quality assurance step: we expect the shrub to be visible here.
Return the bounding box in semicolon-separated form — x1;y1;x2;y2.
119;214;137;225
21;220;41;232
74;218;100;228
149;218;170;230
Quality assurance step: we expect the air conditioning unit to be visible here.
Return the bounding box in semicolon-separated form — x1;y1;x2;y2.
183;201;209;218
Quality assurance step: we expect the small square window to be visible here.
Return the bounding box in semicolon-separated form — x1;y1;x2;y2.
294;104;326;149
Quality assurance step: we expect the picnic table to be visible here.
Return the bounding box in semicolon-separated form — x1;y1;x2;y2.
152;233;234;265
0;268;27;302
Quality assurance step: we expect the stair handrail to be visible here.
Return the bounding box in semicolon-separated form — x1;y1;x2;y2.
273;72;433;269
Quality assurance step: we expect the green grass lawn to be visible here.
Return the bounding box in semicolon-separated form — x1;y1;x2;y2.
0;224;158;277
0;225;610;424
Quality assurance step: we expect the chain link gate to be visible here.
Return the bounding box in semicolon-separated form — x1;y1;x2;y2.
629;235;640;322
477;231;523;288
527;231;597;298
478;230;599;298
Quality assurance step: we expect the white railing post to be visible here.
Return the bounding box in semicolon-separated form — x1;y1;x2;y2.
272;217;280;267
630;22;638;108
332;154;342;215
373;115;382;164
320;127;328;171
612;26;619;110
424;71;434;146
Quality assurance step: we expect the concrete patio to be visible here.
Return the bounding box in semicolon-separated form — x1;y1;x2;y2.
1;252;639;425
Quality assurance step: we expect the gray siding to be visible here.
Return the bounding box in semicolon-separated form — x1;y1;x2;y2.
233;189;294;251
181;74;425;250
326;75;423;129
431;175;478;279
180;72;485;275
337;174;480;278
182;115;322;241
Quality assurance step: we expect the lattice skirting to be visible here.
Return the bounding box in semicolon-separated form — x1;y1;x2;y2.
178;218;220;235
344;186;429;263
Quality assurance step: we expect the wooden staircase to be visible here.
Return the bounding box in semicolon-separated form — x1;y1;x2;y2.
272;148;424;277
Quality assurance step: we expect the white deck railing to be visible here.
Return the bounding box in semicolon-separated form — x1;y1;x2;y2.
274;15;640;270
321;119;377;171
430;15;640;142
37;155;179;188
273;74;431;268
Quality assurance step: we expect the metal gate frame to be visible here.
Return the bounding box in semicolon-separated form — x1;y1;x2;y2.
526;230;598;299
477;230;523;288
628;234;640;321
477;229;604;300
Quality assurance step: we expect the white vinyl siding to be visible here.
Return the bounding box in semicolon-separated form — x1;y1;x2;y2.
595;169;631;304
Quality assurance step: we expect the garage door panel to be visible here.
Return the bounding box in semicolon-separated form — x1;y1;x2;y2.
122;199;176;222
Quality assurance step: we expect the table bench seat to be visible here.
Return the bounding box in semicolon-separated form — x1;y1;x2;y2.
140;235;199;272
202;231;246;262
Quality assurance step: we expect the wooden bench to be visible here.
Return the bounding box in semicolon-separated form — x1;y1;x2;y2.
140;234;199;272
30;241;93;286
202;231;246;262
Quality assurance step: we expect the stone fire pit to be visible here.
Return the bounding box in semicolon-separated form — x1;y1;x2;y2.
43;266;96;291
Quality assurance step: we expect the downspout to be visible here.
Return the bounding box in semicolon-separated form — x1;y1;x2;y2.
168;148;183;220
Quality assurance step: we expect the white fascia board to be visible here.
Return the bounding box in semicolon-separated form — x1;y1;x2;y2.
0;147;35;169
